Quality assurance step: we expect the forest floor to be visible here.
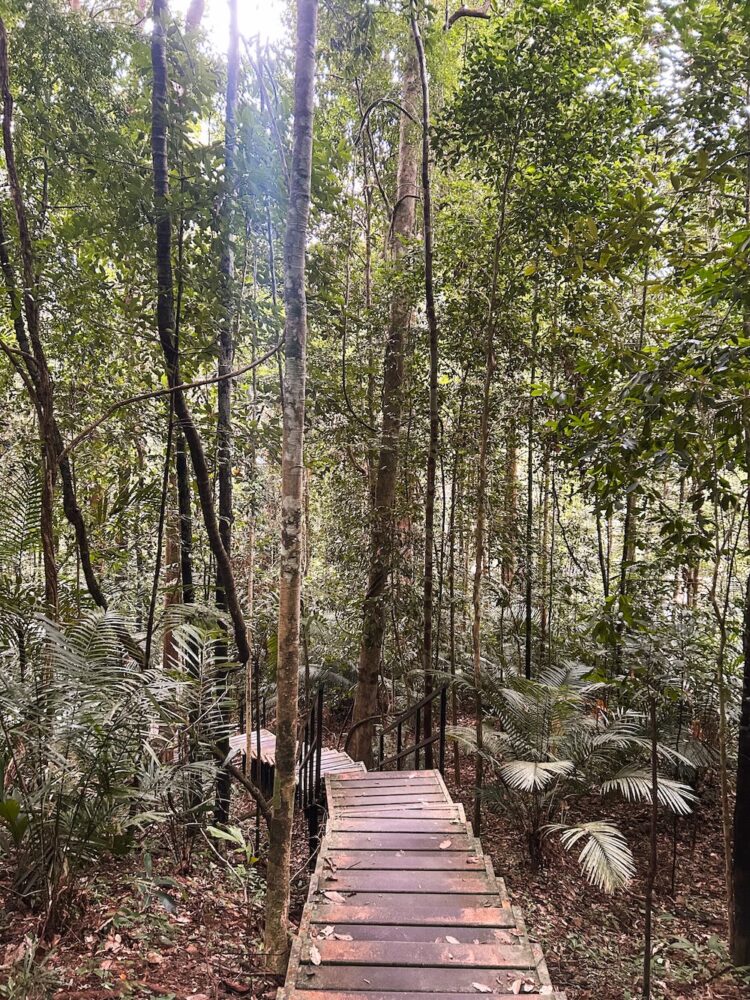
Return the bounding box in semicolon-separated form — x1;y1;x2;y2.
445;753;749;1000
1;755;747;999
0;794;312;1000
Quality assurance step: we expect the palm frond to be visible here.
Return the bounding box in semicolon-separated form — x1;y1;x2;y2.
601;766;696;815
499;759;575;792
547;821;635;893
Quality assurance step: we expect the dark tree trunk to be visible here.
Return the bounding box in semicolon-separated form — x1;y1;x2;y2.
213;0;240;826
732;387;750;963
0;20;115;624
643;695;658;999
150;0;249;669
411;5;439;765
733;573;750;965
524;292;538;681
176;432;196;607
448;367;469;783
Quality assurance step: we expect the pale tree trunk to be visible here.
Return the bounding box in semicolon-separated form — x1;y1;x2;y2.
732;127;750;960
162;483;180;668
350;51;419;767
501;420;517;588
471;243;498;834
538;450;550;662
264;0;318;973
524;290;538;682
246;277;258;772
449;367;470;783
410;4;439;764
472;158;514;831
214;0;240;826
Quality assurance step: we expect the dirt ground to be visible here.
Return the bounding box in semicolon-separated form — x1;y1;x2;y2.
1;755;747;999
444;754;747;1000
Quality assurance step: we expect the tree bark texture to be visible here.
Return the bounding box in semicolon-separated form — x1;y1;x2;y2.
350;51;419;767
264;0;318;974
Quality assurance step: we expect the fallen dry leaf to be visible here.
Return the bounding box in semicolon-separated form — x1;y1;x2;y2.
472;983;492;993
323;890;346;903
439;839;452;850
221;981;252;995
310;944;322;966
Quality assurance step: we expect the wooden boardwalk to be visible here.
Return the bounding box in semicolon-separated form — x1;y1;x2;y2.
279;769;565;999
228;728;363;776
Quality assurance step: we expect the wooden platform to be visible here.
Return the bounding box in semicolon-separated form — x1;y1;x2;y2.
228;729;364;776
279;769;565;998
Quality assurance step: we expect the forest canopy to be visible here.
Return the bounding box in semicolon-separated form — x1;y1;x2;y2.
1;2;750;999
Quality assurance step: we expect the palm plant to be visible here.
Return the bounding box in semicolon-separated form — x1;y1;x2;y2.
0;605;227;934
449;662;697;891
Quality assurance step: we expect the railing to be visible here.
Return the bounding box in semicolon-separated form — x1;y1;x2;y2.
297;685;324;859
377;685;447;774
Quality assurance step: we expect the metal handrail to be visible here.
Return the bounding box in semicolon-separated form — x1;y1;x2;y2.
298;685;324;813
377;684;447;774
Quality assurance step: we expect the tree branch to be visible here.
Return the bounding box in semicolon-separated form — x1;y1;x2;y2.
58;340;283;463
445;2;491;30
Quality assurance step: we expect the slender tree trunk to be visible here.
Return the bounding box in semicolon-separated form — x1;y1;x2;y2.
538;449;550;662
449;367;469;783
732;116;750;963
732;353;750;963
150;3;265;836
501;420;517;588
524;291;538;681
264;0;318;972
471;163;511;828
410;5;439;765
213;0;240;826
734;563;750;964
162;478;180;668
150;0;249;668
0;20;115;625
350;52;419;767
176;432;196;607
642;695;658;1000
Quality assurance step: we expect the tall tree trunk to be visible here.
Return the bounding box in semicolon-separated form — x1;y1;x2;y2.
734;556;750;964
471;260;499;832
642;695;658;1000
411;4;439;765
214;0;240;826
501;419;517;588
538;449;550;662
449;367;470;783
524;292;538;682
471;158;512;829
162;479;180;668
150;3;262;843
731;136;750;956
150;0;249;668
350;51;419;767
0;20;115;625
264;0;318;973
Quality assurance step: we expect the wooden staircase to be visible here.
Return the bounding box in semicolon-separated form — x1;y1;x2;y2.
279;768;565;999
